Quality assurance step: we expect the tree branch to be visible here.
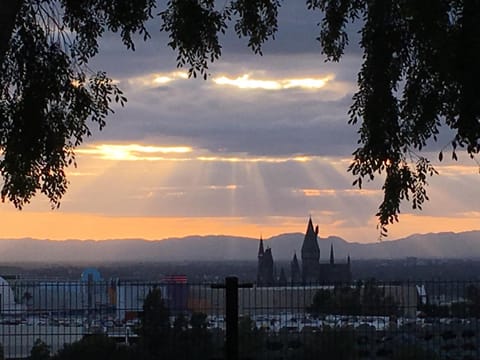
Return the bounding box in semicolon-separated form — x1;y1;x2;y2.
0;0;24;67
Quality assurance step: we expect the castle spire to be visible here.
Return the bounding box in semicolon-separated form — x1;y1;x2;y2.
301;217;320;283
292;252;299;268
258;236;264;257
306;217;315;236
330;243;335;265
290;252;301;284
302;218;320;258
257;236;274;286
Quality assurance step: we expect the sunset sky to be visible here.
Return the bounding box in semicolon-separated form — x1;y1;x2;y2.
1;2;479;243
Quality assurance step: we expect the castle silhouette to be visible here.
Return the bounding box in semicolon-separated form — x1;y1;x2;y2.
257;217;352;285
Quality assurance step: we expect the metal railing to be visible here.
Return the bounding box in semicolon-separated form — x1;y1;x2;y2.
0;278;479;359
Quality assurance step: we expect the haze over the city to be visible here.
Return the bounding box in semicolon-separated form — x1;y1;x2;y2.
1;2;478;243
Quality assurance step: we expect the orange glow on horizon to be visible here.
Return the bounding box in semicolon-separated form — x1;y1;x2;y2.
0;211;478;243
0;212;306;241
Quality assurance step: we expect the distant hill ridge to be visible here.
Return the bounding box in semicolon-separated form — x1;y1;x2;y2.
0;231;479;262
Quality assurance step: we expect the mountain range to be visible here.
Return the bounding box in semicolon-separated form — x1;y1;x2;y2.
0;231;479;263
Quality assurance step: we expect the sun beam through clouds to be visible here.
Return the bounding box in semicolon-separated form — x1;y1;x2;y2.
5;136;480;244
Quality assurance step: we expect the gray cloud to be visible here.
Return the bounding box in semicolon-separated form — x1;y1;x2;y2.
92;69;360;157
85;1;366;163
90;1;364;77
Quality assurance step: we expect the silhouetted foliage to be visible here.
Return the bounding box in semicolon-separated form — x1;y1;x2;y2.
2;1;479;232
465;284;480;317
361;280;398;316
317;0;480;235
53;335;135;360
391;344;441;360
173;313;189;331
420;284;480;318
29;339;50;360
185;312;215;359
309;281;398;316
0;1;132;208
420;302;450;318
238;316;266;358
138;287;170;358
303;328;356;360
190;311;208;329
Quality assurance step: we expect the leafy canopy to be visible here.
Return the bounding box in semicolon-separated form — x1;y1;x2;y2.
1;0;479;234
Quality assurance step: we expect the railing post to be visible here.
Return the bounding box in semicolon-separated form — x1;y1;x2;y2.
212;277;252;360
225;276;239;360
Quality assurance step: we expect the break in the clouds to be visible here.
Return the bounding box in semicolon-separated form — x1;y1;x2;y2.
96;61;359;158
89;0;363;160
76;144;193;161
213;74;333;90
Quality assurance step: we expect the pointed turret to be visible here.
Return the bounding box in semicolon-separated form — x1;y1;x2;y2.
257;236;275;286
306;217;315;237
257;236;266;285
302;218;320;258
258;236;264;258
330;244;335;265
301;217;320;283
291;252;301;284
262;248;274;285
292;252;299;267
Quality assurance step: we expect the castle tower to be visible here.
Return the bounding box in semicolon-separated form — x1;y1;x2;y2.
290;252;301;284
262;248;274;286
258;236;264;258
257;237;274;286
301;217;320;283
257;236;264;284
